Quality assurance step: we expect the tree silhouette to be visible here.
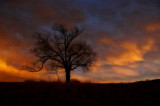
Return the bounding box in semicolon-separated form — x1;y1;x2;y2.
29;23;97;83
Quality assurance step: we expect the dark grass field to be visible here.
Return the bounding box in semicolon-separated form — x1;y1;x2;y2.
0;80;160;106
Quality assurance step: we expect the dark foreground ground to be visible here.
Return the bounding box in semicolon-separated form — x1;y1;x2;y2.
0;80;160;106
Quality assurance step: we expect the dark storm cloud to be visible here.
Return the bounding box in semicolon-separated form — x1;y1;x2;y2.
0;0;86;64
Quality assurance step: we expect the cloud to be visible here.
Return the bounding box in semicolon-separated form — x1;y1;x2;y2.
0;0;160;82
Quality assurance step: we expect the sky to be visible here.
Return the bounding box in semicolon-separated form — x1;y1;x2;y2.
0;0;160;83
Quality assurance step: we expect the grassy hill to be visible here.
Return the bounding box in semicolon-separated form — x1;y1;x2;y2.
0;79;160;105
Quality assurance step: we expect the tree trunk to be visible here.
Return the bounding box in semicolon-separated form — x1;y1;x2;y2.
65;69;70;83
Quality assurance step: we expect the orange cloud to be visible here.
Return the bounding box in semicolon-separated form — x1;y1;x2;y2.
146;23;160;32
112;67;138;76
98;37;114;45
106;37;154;66
0;59;60;82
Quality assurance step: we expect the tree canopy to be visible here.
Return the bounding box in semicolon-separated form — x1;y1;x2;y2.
27;23;97;83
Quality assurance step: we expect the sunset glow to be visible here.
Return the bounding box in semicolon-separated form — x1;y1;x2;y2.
0;0;160;83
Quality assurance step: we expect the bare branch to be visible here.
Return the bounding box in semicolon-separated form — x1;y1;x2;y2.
26;23;97;83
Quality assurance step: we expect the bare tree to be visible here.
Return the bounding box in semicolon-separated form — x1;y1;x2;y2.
28;23;97;83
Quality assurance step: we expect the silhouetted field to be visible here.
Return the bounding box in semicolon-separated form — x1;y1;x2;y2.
0;80;160;106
